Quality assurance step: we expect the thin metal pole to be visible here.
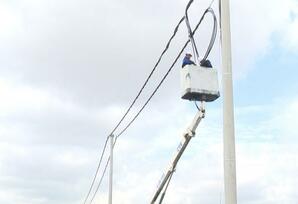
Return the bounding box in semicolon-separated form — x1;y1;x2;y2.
109;134;114;204
220;0;237;203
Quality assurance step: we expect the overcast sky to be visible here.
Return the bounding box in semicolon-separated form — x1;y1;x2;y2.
0;0;298;203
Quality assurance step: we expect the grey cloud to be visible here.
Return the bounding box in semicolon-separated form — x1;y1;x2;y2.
0;0;222;109
0;103;108;147
0;143;99;204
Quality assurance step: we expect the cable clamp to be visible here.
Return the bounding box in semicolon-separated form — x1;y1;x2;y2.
185;129;195;138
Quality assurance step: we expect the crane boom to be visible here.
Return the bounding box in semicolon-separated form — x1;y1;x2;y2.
150;105;205;203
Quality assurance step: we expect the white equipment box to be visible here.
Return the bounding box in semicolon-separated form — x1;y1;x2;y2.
180;65;220;102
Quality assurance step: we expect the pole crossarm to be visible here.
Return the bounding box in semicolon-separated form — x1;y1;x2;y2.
150;105;205;204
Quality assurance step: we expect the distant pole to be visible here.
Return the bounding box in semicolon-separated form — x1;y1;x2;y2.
109;134;114;204
220;0;237;204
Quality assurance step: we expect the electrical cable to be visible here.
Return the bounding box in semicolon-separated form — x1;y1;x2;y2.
194;101;200;110
114;7;217;142
202;8;217;61
208;0;216;8
108;15;186;137
82;137;109;204
82;14;187;204
84;3;219;203
114;40;189;142
185;2;218;63
89;156;110;204
112;6;218;202
185;0;200;62
86;15;191;204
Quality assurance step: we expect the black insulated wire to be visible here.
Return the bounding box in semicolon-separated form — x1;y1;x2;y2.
113;6;218;201
201;8;217;61
82;136;109;204
185;2;218;63
88;156;110;204
82;14;187;204
84;2;219;202
185;0;200;62
194;101;200;111
114;40;189;141
114;6;216;142
108;15;186;137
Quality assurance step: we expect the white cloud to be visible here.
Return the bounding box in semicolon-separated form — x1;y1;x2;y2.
0;142;93;204
279;0;298;51
230;0;298;78
0;3;23;39
283;17;298;51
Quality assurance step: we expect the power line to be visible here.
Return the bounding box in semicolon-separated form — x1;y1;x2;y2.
202;8;218;61
185;0;200;62
83;3;218;204
108;15;186;137
113;7;218;203
86;19;190;204
89;156;110;204
82;137;109;204
115;40;189;141
114;7;217;142
208;0;216;8
186;0;218;63
82;13;187;204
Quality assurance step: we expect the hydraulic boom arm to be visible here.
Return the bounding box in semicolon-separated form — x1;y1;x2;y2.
150;105;205;203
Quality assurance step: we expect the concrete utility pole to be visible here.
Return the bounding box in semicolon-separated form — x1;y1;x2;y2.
220;0;237;203
109;134;114;204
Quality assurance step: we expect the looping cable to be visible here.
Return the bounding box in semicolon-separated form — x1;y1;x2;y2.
185;0;200;62
185;2;218;64
202;8;217;62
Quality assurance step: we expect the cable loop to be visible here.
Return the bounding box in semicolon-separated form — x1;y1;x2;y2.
185;4;218;64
